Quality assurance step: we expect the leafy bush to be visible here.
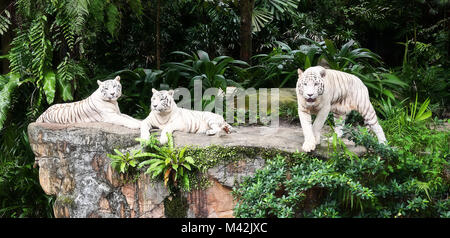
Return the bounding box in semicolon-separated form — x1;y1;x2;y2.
233;116;449;218
163;50;248;91
108;133;197;192
138;133;196;191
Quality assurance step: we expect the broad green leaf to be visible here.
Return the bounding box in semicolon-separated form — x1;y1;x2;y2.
183;163;191;171
58;77;73;101
120;162;126;173
114;149;125;157
382;89;395;101
324;39;337;56
178;146;187;159
380;73;408;87
43;70;56;104
183;174;190;190
197;50;210;61
184;156;195;165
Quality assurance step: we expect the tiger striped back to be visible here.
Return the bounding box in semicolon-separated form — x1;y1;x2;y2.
325;69;379;127
36;96;103;123
36;77;122;124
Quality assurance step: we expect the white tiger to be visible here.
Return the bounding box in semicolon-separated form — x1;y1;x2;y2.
140;89;233;144
296;66;386;152
36;76;141;129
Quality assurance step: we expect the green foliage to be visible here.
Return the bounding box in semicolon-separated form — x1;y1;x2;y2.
138;133;196;191
0;73;20;130
108;148;144;174
233;117;449;218
109;68;163;118
1;1;146;218
0;9;11;35
163;50;248;92
108;133;197;192
1;0;448;218
243;41;321;88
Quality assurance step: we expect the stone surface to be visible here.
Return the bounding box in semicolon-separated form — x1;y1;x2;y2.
28;122;366;218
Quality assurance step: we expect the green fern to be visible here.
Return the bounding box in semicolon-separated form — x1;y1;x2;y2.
0;73;20;130
105;3;120;38
29;16;52;83
9;31;31;75
64;0;90;34
0;9;11;35
56;57;86;101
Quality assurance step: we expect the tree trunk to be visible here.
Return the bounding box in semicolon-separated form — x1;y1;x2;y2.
156;0;161;69
239;0;254;64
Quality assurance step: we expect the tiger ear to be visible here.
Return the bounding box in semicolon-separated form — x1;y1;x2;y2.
297;69;303;77
114;76;120;82
168;90;174;97
320;69;326;78
97;80;103;86
152;88;158;94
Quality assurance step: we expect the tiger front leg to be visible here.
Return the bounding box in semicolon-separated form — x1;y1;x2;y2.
206;120;222;136
312;105;331;146
140;119;152;140
298;110;316;152
159;123;183;144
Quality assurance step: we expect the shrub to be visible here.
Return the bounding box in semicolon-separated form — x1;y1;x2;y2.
233;117;449;218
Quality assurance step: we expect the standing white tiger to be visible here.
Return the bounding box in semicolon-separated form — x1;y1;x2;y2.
36;76;141;129
296;66;386;152
140;89;232;144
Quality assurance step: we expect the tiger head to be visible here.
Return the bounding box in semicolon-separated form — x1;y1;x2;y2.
151;89;175;113
297;66;326;106
97;76;122;101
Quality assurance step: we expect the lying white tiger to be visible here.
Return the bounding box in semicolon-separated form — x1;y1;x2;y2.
36;76;141;129
296;66;387;152
140;89;232;144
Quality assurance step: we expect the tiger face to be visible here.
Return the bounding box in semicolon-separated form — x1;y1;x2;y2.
297;66;325;106
97;76;122;101
151;89;175;113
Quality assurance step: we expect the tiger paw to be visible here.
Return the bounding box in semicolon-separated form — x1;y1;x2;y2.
207;128;220;135
302;140;316;152
159;135;168;144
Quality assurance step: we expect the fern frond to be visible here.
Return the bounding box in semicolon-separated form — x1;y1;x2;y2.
128;0;144;20
105;3;120;38
29;15;52;84
0;73;20;130
9;30;32;76
56;57;86;101
0;9;11;35
63;0;90;34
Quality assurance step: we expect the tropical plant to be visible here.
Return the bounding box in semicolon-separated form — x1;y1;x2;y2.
108;148;150;174
406;95;432;125
163;50;248;91
137;133;196;191
233;122;449;218
242;41;321;88
0;0;146;218
0;8;11;36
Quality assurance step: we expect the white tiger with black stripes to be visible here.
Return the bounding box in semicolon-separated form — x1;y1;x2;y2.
36;76;141;129
140;89;233;144
296;66;386;152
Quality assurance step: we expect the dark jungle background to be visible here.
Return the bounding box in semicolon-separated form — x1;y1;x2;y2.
0;0;448;217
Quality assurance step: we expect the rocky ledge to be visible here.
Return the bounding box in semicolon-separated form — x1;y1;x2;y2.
28;122;365;218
